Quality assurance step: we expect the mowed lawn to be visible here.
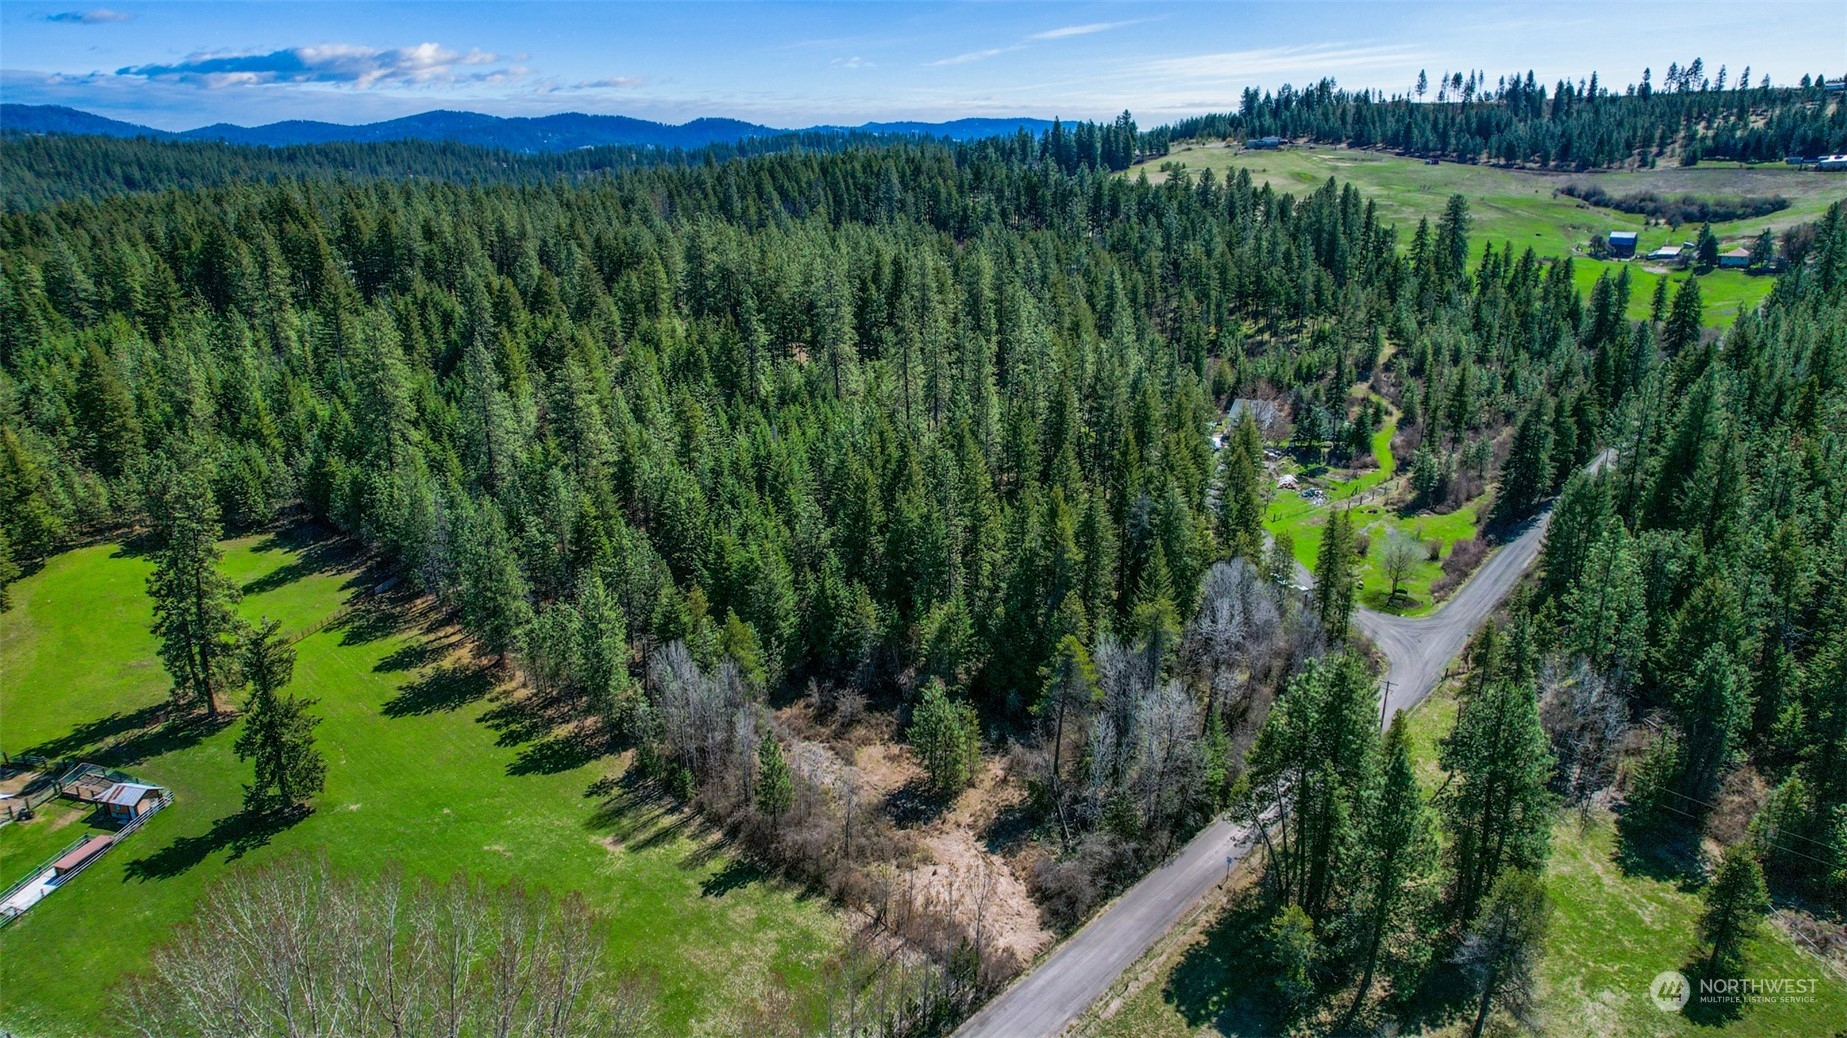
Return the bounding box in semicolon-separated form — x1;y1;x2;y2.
1090;682;1847;1037
1145;143;1847;326
0;529;844;1038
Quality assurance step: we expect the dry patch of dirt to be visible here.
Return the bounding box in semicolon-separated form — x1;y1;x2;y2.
782;710;1053;966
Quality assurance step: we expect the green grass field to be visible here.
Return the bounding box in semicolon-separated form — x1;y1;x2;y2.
1147;144;1847;327
1089;681;1847;1038
0;529;843;1037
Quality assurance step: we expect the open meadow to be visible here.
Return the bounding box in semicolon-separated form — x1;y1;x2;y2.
0;528;845;1038
1147;143;1847;326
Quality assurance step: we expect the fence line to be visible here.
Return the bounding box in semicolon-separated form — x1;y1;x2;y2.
287;602;356;646
0;792;173;930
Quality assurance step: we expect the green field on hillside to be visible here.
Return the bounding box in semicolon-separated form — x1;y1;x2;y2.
0;530;843;1037
1147;144;1847;326
1088;682;1847;1038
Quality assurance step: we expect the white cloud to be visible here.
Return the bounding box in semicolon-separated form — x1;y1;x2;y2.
1027;21;1144;41
831;56;874;70
117;42;512;90
45;9;132;24
924;46;1021;68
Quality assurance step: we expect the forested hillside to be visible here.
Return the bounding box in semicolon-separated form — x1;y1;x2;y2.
1145;65;1847;169
1;129;1843;1033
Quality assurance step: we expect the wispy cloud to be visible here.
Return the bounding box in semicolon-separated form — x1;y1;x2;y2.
1027;20;1145;41
46;8;131;23
831;56;874;70
117;42;508;89
924;46;1021;68
1145;43;1422;82
549;75;647;92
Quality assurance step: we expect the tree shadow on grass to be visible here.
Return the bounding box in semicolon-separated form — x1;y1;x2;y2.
374;638;449;674
700;858;768;898
507;726;604;776
1679;957;1747;1026
122;804;310;882
334;597;418;648
1161;889;1292;1036
23;702;169;761
239;534;353;597
382;661;494;717
586;775;697;854
1614;806;1707;890
95;713;235;770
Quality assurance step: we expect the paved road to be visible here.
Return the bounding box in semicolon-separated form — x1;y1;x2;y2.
955;452;1610;1038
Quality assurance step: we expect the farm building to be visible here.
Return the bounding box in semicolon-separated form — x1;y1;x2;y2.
97;783;164;823
1817;154;1847;172
1607;231;1638;258
1718;248;1752;269
1646;244;1686;265
1246;136;1284;150
51;834;113;878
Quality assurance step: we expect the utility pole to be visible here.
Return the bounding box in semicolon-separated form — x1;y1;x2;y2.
1379;679;1395;726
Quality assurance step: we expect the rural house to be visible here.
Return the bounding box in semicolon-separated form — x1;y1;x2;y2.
1718;248;1751;269
1246;135;1284;150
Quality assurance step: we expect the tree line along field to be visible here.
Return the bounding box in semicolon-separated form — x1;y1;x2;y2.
1145;142;1847;325
0;529;844;1038
1082;675;1847;1038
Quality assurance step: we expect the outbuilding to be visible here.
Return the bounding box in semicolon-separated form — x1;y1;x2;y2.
1607;231;1638;258
50;834;113;878
97;782;164;824
1246;136;1284;150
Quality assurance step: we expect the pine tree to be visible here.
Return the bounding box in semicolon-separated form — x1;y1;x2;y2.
755;729;794;822
0;525;18;612
1675;644;1745;809
1455;871;1551;1038
1242;652;1379;922
148;470;244;719
1313;508;1358;641
1699;842;1768;973
233;618;326;813
1663;277;1704;355
457;502;531;663
911;679;980;797
1037;633;1099;844
1348;713;1440;1016
1439;678;1556;921
1218;411;1267;561
1494;401;1554;522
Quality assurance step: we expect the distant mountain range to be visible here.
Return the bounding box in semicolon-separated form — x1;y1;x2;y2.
0;105;1055;152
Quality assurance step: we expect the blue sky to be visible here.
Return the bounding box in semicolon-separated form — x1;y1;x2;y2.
3;2;1843;130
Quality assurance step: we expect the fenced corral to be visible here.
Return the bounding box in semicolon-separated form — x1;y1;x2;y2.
0;787;172;929
53;762;138;804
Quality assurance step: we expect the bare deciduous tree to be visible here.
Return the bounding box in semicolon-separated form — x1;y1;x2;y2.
1537;655;1629;818
119;855;653;1038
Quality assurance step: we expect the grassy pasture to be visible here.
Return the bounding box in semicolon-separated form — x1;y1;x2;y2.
0;529;843;1037
1087;681;1847;1038
1146;143;1847;326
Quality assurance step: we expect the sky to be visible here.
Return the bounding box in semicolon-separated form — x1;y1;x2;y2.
3;1;1843;130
